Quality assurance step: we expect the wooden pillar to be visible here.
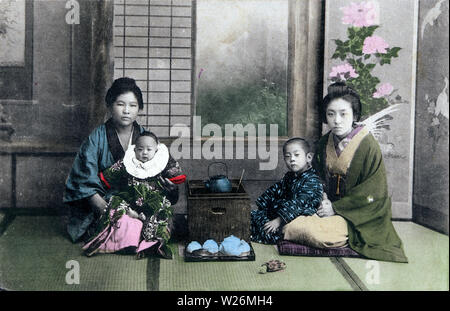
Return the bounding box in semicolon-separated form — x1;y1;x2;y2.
288;0;324;140
88;0;114;130
69;0;114;140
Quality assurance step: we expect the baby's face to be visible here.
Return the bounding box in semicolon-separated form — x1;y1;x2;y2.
134;136;158;162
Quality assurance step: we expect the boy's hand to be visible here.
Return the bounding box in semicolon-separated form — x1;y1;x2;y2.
263;217;282;234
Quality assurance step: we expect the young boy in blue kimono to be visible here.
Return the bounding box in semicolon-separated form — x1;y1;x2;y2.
250;138;323;244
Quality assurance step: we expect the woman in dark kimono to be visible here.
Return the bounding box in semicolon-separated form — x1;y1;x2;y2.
63;77;178;258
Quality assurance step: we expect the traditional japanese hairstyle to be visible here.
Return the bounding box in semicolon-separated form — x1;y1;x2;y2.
321;82;362;124
105;77;144;110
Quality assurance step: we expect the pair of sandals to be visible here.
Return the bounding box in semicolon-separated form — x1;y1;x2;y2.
259;259;287;274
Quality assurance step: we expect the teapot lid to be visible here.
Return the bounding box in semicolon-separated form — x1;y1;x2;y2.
208;162;228;179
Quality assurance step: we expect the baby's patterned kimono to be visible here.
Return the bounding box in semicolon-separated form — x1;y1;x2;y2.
251;168;323;244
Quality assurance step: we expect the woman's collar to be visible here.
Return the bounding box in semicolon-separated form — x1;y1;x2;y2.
332;125;364;144
105;118;142;162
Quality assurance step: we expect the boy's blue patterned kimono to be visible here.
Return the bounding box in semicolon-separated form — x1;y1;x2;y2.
251;168;323;244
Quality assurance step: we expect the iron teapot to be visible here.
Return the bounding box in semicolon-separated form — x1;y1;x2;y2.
204;162;232;193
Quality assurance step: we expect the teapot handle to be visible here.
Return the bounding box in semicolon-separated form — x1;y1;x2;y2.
208;162;228;178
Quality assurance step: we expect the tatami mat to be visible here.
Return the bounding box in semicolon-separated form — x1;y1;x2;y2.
340;222;449;291
0;216;448;291
0;216;148;291
160;242;353;291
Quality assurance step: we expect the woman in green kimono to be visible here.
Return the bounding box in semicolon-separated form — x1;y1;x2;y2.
63;77;178;244
283;82;408;263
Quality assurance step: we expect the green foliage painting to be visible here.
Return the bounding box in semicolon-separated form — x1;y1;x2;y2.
197;79;287;137
197;80;287;136
196;0;288;137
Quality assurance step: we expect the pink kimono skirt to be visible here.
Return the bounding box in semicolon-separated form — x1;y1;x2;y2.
82;211;160;258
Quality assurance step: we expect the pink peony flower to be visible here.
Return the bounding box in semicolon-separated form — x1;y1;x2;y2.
341;1;379;27
373;83;394;98
363;35;389;54
363;1;380;26
329;63;359;81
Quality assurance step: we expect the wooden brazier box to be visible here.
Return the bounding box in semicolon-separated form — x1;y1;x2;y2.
186;180;252;243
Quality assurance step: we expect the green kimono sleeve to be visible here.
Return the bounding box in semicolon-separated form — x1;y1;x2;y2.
101;160;128;191
63;126;115;203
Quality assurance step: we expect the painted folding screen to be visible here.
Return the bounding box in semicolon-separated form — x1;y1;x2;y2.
323;0;419;218
195;0;288;137
414;0;449;233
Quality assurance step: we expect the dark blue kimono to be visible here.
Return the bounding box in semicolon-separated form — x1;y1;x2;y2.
250;168;323;244
63;119;145;242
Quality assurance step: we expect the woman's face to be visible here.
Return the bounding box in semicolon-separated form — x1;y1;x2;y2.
109;92;140;128
326;98;355;138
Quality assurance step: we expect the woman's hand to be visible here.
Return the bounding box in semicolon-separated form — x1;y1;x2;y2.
158;176;177;192
316;192;335;217
263;217;282;234
89;193;108;216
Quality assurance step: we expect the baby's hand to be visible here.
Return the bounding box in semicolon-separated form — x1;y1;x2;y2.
138;212;146;221
127;208;139;219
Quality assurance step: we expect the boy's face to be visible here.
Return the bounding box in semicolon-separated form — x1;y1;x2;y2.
134;136;158;163
283;142;312;173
